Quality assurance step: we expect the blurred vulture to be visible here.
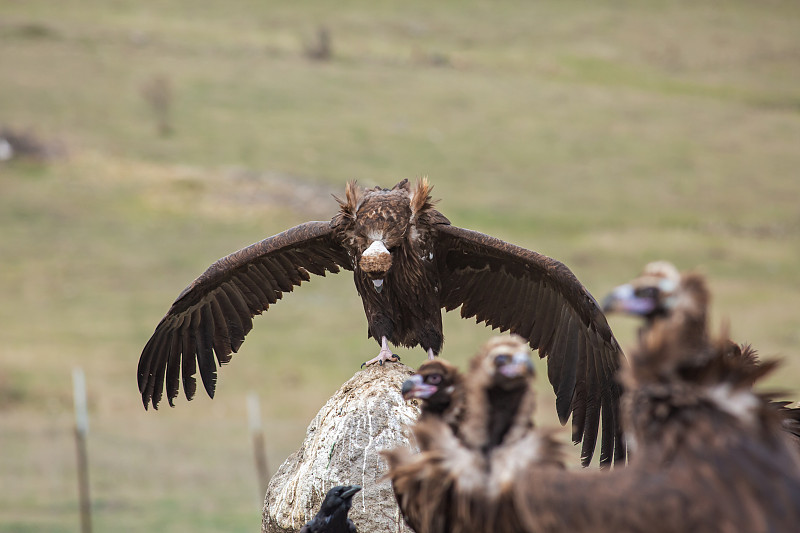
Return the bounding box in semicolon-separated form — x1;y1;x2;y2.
138;178;625;466
603;260;800;444
401;359;464;429
386;359;464;533
511;307;800;533
383;336;565;533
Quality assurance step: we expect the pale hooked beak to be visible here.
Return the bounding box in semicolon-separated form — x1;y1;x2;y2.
401;374;437;400
363;240;389;257
603;284;657;316
498;351;535;378
360;240;392;292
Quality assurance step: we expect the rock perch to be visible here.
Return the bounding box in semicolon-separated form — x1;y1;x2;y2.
262;363;419;533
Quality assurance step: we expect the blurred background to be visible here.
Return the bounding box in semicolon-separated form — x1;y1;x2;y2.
2;0;799;531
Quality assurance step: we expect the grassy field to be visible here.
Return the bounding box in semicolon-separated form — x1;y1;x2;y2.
2;0;800;531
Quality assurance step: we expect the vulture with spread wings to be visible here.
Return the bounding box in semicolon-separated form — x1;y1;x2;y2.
137;178;625;466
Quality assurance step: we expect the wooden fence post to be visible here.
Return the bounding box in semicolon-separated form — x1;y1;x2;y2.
72;367;92;533
248;392;269;501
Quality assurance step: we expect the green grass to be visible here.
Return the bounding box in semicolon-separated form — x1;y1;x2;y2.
2;0;800;531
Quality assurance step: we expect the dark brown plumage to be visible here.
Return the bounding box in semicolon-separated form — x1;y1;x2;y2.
458;336;539;453
511;317;800;533
384;359;463;533
603;261;800;445
383;336;565;533
138;179;625;465
387;270;800;533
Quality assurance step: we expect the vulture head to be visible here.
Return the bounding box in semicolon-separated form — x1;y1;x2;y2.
334;178;442;293
472;335;535;391
603;261;682;320
460;335;537;452
605;261;713;356
402;359;462;416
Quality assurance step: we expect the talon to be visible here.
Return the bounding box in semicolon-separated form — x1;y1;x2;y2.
361;336;399;368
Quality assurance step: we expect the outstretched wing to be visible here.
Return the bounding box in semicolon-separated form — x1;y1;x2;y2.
138;221;352;409
435;224;625;467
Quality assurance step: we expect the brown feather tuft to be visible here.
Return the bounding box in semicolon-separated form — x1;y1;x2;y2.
392;178;411;191
409;177;437;218
332;180;362;221
626;319;779;394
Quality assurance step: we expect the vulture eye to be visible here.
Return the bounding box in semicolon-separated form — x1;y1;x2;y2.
635;287;659;299
494;354;512;365
426;374;443;385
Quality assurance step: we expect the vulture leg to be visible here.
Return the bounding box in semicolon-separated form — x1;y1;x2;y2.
427;348;435;361
360;336;400;368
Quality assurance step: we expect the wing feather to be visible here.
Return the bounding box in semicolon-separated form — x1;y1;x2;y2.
252;263;281;300
138;326;165;394
516;280;539;341
139;327;168;407
527;284;551;348
238;267;271;308
178;313;197;399
138;221;351;409
164;326;182;406
194;307;217;398
599;370;614;466
150;320;179;409
179;329;196;402
536;287;559;353
580;342;601;466
555;315;580;421
208;298;233;363
435;224;624;466
546;307;569;392
495;276;518;329
570;332;588;443
262;257;293;292
214;288;245;352
224;280;255;335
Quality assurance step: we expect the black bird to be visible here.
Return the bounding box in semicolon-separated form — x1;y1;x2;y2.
299;485;361;533
137;178;625;466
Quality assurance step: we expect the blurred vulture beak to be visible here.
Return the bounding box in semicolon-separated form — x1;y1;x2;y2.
401;374;438;400
498;351;535;379
602;284;657;316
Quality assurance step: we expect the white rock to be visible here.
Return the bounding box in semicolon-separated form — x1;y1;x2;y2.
262;363;419;533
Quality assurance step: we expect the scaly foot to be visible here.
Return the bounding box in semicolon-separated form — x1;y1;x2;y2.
361;336;401;368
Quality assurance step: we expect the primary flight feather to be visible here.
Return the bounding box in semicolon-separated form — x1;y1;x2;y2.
137;178;625;466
